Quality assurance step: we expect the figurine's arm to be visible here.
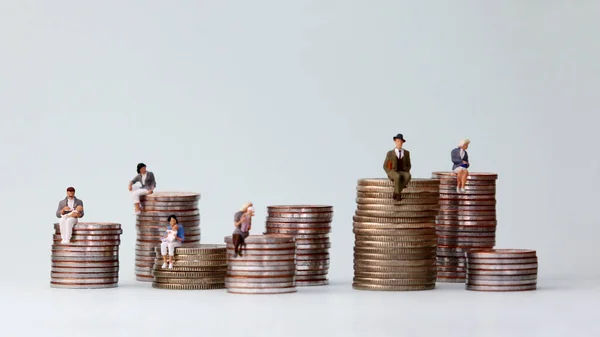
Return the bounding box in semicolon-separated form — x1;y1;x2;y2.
56;201;63;218
383;152;392;173
405;151;411;172
129;175;140;191
451;149;462;165
148;172;156;191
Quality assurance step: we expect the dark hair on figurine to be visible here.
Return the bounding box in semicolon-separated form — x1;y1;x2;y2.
136;163;146;174
167;214;178;224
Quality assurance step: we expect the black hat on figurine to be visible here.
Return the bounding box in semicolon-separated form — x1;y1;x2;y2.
393;134;406;142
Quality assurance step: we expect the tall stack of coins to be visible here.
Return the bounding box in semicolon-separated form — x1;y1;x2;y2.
466;249;538;291
353;178;440;291
224;235;297;294
135;192;201;282
431;172;498;283
151;244;226;290
264;205;333;286
51;222;122;289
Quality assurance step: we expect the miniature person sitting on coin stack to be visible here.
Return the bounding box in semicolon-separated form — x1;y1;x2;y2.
383;133;412;201
55;186;84;244
128;163;156;215
451;139;470;193
160;215;184;269
232;203;254;257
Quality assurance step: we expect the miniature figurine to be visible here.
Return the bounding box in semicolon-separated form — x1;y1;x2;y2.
160;215;184;269
55;186;84;244
232;202;254;257
383;134;412;200
451;139;470;193
128;163;156;215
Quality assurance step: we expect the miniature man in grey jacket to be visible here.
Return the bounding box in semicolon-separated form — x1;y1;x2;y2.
56;186;84;244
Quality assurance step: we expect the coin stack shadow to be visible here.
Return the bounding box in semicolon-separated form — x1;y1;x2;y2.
264;205;333;286
353;178;440;291
224;235;297;294
51;222;122;289
466;249;538;291
151;244;227;290
135;192;202;282
431;172;498;283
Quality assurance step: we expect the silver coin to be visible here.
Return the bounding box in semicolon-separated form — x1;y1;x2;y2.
227;265;296;271
466;269;538;276
50;277;119;284
467;274;537;281
465;284;536;292
225;281;295;288
296;280;329;286
467;258;538;264
468;263;538;270
225;277;294;283
224;243;296;250
436;277;465;283
225;248;296;256
53;246;119;252
52;251;119;258
266;217;331;224
265;223;331;229
266;205;333;213
226;270;296;277
52;262;119;267
226;255;295;262
53;222;122;229
51;267;119;273
224;235;295;244
226;287;296;294
50;283;118;289
266;213;333;219
466;249;537;259
51;272;118;279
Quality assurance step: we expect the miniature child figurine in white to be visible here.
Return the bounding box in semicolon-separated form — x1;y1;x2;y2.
160;215;184;269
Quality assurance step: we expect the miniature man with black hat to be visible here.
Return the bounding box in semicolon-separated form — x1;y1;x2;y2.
383;134;412;201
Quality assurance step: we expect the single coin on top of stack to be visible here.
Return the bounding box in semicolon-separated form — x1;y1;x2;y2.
353;178;440;291
51;222;122;289
225;235;297;294
466;249;538;292
135;192;201;282
431;172;498;283
152;244;226;290
265;205;332;286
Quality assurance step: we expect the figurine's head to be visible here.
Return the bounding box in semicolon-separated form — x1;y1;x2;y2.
137;163;147;174
240;202;253;212
167;214;178;227
458;139;470;150
66;187;75;198
393;134;406;148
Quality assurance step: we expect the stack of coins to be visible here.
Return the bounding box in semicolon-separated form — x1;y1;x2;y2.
135;192;201;282
151;244;226;290
466;249;538;291
431;172;498;283
264;205;332;286
224;235;297;294
353;178;440;291
51;222;122;289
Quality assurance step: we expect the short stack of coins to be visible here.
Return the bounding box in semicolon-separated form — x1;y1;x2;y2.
224;235;297;294
135;192;202;282
264;205;333;286
51;222;122;289
466;249;538;291
353;178;440;291
151;244;226;290
431;172;498;283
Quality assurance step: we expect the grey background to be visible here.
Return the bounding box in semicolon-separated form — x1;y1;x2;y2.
0;2;599;336
2;0;598;282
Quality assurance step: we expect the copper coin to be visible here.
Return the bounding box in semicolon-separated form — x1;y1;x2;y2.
265;222;331;229
356;192;440;199
356;197;440;205
357;178;440;186
439;199;496;205
267;212;333;219
266;217;331;224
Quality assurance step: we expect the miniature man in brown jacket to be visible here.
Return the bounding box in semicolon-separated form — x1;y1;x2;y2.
383;133;412;201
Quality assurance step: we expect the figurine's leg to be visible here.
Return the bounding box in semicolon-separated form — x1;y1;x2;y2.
387;171;402;200
60;217;78;243
461;170;469;191
160;242;169;268
232;235;240;257
132;188;149;213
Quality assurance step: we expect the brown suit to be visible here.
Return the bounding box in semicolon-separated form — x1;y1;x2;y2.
383;149;412;194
